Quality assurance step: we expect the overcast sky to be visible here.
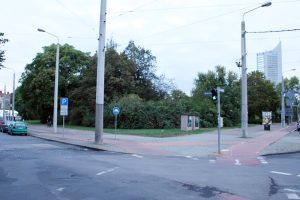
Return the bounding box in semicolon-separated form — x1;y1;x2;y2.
1;0;300;95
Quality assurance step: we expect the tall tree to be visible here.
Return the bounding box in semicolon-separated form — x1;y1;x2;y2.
0;32;8;68
247;71;280;123
17;44;91;121
123;41;169;100
105;46;136;102
192;66;240;127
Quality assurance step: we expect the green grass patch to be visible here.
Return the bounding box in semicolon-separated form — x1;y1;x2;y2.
58;124;216;137
25;120;41;125
104;127;216;137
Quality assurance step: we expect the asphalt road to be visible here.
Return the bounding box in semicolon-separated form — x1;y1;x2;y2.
0;133;299;200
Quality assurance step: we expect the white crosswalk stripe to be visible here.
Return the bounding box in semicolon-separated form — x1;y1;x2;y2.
235;159;241;165
257;156;268;164
184;156;199;161
286;193;300;199
96;167;119;176
132;154;143;158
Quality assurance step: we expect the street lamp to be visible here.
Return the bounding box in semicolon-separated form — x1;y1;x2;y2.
241;2;272;138
2;67;15;118
281;69;296;127
37;28;60;133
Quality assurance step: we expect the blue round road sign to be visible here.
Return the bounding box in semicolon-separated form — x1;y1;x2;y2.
112;106;120;116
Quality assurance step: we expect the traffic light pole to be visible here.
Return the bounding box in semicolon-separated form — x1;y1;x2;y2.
217;87;224;154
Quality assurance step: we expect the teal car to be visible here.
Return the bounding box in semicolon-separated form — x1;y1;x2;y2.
8;121;28;135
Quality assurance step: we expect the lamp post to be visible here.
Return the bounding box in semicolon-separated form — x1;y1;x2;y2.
241;2;272;138
2;67;15;118
95;0;107;144
281;69;296;127
37;28;60;133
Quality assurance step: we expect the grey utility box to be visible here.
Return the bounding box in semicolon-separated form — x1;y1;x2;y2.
181;115;200;131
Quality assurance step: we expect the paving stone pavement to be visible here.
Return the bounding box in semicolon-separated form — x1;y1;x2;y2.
27;123;300;158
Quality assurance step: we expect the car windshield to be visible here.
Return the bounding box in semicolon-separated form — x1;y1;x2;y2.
15;123;26;127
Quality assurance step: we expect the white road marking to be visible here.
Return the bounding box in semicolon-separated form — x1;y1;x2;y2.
96;167;119;176
184;156;199;161
286;193;300;199
221;149;229;152
270;171;292;176
235;159;241;165
57;188;65;192
284;189;300;193
132;154;143;158
209;159;216;164
257;156;268;164
297;175;300;177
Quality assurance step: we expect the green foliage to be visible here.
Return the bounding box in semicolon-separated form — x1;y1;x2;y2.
15;39;284;130
191;66;240;127
123;41;171;100
247;71;280;123
16;44;91;122
104;92;191;129
0;32;8;68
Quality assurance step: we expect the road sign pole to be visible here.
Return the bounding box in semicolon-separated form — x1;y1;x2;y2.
217;87;225;154
112;106;120;140
114;115;117;140
217;87;221;154
63;115;65;139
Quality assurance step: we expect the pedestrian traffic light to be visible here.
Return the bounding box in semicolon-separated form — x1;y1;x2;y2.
211;89;217;101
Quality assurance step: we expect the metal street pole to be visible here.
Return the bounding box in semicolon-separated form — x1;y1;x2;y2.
241;19;247;138
37;28;60;133
217;87;221;154
217;87;224;154
281;76;285;127
95;0;107;144
241;2;272;138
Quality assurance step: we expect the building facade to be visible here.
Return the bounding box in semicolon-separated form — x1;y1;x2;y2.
0;91;11;110
256;42;282;85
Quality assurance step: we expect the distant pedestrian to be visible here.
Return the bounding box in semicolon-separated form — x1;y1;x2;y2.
47;115;52;127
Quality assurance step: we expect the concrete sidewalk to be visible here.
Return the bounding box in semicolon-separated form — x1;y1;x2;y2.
28;123;300;158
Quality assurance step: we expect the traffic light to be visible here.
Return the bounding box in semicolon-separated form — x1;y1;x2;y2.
211;89;217;101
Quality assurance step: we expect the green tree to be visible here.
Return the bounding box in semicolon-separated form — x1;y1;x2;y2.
191;66;240;127
123;41;169;100
105;46;136;102
247;71;280;123
16;44;91;122
288;76;299;89
0;32;8;68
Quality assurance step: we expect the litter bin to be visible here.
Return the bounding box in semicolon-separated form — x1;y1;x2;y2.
264;124;270;131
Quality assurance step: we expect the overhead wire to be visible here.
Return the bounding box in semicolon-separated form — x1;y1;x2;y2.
247;29;300;34
108;0;159;20
55;0;96;32
137;6;254;41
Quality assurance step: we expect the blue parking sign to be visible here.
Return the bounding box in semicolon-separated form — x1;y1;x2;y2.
60;98;68;106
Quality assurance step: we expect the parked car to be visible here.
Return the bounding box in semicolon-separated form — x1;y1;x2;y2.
0;121;9;133
7;121;27;136
297;121;300;131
